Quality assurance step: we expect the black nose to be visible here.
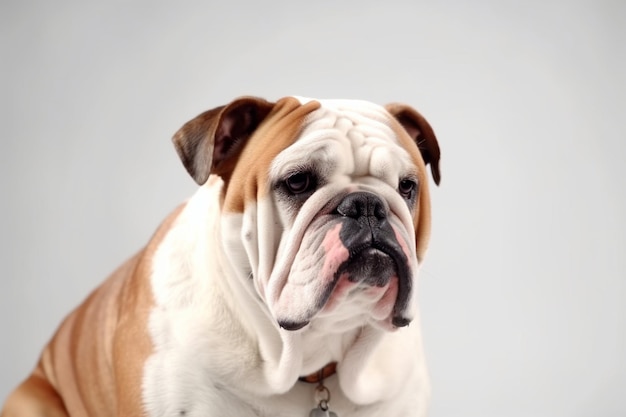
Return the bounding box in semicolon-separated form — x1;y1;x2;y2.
336;192;387;220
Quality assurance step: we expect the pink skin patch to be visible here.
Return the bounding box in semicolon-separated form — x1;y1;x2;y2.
320;223;350;286
318;224;366;314
368;278;399;320
392;225;413;262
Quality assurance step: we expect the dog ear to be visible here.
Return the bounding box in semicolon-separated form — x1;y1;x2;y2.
385;103;441;186
172;97;275;185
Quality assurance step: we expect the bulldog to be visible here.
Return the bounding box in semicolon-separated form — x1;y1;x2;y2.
2;96;441;417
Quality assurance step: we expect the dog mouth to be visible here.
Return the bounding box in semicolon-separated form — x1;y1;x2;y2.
323;238;412;326
339;247;399;287
278;193;414;331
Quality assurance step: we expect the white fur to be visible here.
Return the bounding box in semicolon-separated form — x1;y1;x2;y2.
142;99;431;417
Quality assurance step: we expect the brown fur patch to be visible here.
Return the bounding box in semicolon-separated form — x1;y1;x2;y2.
386;118;433;262
1;205;187;417
223;98;321;213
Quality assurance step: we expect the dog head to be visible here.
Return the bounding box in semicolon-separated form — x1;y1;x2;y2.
173;96;440;333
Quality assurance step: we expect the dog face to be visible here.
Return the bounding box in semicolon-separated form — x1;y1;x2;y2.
173;96;440;334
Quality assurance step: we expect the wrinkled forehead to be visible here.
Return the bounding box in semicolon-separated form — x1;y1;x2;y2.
270;97;418;182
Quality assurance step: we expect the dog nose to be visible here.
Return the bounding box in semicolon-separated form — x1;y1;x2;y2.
336;192;387;220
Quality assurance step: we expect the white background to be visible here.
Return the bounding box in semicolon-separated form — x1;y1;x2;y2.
1;1;625;416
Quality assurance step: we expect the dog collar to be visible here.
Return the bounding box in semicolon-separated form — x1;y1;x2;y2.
298;362;337;384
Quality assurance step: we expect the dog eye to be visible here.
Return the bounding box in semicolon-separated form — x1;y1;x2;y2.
398;178;417;199
285;172;315;195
